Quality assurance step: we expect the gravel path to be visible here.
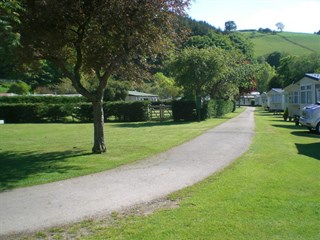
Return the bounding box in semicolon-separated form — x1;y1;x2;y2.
0;107;255;236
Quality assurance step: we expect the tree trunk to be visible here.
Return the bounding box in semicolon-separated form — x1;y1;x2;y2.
92;101;106;154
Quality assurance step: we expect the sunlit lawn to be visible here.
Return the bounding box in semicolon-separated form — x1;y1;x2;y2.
0;108;244;191
84;108;320;240
17;108;320;240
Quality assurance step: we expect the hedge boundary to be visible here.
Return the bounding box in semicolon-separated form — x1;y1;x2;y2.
0;101;150;123
0;98;234;123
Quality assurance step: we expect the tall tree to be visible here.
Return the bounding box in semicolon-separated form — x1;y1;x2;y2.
224;20;237;32
16;0;190;153
170;47;226;120
275;22;285;32
0;0;22;79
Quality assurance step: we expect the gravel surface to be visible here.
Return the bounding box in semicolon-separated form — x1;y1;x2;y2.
0;107;255;236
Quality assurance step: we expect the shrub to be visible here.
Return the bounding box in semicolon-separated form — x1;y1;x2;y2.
0;104;44;123
0;96;86;104
0;101;151;123
104;101;149;122
283;107;289;121
172;100;197;121
73;103;93;122
43;104;74;122
7;81;30;95
207;99;234;118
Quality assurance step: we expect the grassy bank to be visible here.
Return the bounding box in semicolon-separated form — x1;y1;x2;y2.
243;31;320;57
0;108;243;191
19;108;320;240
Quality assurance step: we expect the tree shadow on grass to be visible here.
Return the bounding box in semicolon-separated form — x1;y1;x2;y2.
291;131;320;139
0;150;91;192
295;143;320;160
272;124;302;130
272;124;320;138
111;121;193;128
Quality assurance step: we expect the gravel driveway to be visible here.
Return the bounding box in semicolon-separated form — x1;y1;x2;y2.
0;107;255;236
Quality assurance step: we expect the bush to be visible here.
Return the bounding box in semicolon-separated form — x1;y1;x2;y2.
283;107;289;121
0;101;152;123
0;96;86;104
43;104;74;122
172;100;197;121
0;104;44;123
7;81;30;95
104;101;149;122
171;99;233;122
73;103;93;122
207;99;234;118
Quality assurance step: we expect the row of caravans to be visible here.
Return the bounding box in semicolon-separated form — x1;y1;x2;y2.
264;73;320;117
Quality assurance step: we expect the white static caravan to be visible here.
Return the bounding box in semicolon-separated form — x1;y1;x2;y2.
125;91;159;102
239;92;260;106
284;83;300;117
267;88;285;111
284;73;320;116
298;73;320;110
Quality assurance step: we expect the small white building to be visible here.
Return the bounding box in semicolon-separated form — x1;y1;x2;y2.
125;91;159;102
267;88;285;111
239;92;260;106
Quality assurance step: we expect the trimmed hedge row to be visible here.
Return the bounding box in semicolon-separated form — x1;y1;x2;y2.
172;99;234;121
206;99;234;118
172;100;197;121
0;99;234;123
0;101;150;123
0;96;86;104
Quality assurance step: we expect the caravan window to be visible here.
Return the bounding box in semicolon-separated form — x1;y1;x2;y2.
294;91;299;103
300;85;312;104
289;92;299;104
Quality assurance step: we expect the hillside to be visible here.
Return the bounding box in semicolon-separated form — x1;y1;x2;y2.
242;31;320;57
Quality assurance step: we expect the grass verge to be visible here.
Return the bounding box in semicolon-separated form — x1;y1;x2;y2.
0;108;243;191
15;108;320;240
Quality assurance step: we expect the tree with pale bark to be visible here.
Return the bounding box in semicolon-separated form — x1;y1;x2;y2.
15;0;190;153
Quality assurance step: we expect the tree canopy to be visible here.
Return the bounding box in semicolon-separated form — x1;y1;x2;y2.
224;21;237;32
16;0;190;153
275;22;285;32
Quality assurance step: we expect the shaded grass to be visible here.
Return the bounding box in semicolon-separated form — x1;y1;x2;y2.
0;108;244;191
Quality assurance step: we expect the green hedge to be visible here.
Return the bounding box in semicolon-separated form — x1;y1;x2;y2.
206;99;234;118
105;101;149;122
172;100;197;121
0;96;86;104
172;99;234;121
0;104;45;123
0;100;233;123
0;101;150;123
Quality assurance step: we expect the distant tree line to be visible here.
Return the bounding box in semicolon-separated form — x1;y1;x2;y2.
263;51;320;89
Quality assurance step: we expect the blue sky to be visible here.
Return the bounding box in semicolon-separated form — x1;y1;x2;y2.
187;0;320;33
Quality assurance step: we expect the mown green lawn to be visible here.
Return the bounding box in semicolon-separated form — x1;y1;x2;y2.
20;108;320;240
0;108;243;191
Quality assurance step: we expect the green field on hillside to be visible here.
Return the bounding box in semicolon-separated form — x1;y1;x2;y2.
243;31;320;57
